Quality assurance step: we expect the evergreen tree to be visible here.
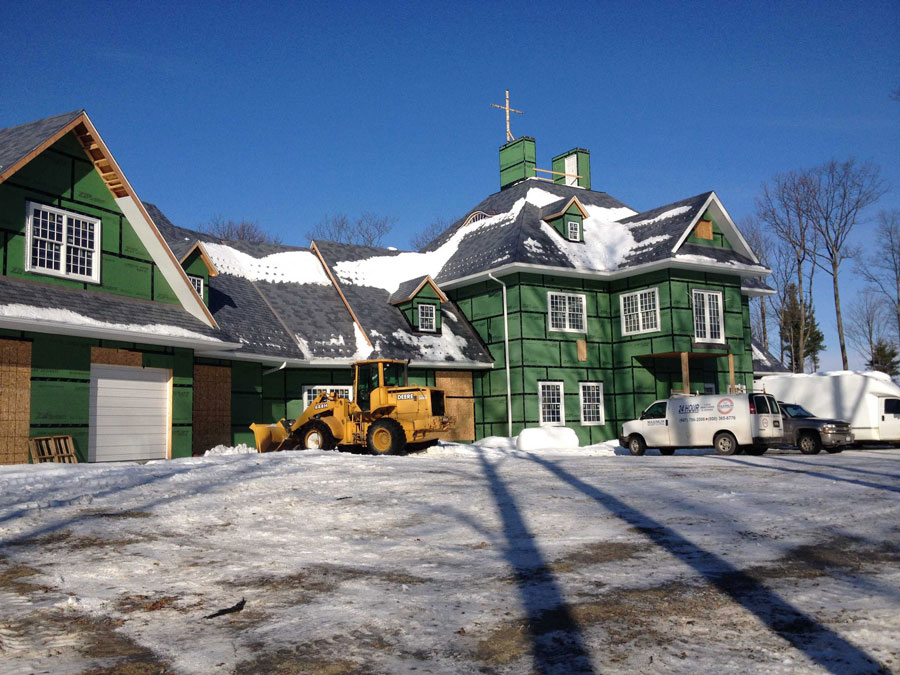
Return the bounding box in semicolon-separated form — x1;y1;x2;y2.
780;283;826;372
867;339;900;376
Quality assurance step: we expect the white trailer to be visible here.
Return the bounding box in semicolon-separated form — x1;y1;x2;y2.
756;371;900;445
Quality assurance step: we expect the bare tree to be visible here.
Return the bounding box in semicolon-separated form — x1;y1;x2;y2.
410;216;455;251
200;216;281;244
306;212;395;247
892;87;900;102
845;291;887;366
856;210;900;345
741;215;773;349
757;169;818;368
806;159;887;369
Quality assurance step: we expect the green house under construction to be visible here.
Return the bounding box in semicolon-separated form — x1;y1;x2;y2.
0;111;773;463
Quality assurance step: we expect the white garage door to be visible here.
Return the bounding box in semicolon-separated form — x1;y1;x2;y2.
89;364;170;462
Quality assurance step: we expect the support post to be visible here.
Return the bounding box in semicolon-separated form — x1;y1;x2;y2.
681;352;690;395
728;353;736;394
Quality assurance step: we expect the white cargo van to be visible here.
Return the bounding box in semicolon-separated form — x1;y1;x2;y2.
619;392;783;456
757;371;900;446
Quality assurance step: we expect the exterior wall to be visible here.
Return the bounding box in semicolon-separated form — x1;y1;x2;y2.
0;132;178;303
0;328;193;462
451;268;755;445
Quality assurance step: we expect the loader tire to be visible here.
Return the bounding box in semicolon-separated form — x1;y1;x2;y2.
367;418;406;455
298;420;336;450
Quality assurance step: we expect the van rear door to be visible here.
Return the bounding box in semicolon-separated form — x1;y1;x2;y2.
880;398;900;442
750;394;782;442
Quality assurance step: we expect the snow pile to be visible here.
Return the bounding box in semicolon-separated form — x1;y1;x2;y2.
0;304;224;343
516;426;579;451
202;242;332;285
203;444;258;456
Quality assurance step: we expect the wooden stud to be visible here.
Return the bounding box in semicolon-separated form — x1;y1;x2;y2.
681;351;691;395
728;353;736;394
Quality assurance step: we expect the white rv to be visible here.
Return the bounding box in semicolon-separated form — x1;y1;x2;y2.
619;392;783;456
757;371;900;446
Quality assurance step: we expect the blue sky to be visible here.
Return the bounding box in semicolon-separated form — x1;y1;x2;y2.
1;0;898;370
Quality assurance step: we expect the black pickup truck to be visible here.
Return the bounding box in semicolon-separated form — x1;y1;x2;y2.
778;402;853;454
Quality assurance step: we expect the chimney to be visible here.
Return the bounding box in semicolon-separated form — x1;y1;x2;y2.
499;136;536;190
551;148;591;189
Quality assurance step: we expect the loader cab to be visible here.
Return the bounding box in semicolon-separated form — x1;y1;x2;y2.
353;360;408;411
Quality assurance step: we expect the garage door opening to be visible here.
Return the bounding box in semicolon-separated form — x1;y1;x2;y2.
89;364;171;462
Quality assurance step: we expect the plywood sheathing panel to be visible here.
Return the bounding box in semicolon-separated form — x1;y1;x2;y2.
91;347;142;367
0;338;32;464
193;365;231;454
694;219;714;240
436;370;475;441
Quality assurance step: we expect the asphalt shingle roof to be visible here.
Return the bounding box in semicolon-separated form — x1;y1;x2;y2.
0;276;224;342
0;111;83;176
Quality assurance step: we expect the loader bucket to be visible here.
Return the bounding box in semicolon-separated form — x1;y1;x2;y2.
249;422;289;453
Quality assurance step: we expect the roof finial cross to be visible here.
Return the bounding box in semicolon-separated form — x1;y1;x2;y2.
490;89;523;142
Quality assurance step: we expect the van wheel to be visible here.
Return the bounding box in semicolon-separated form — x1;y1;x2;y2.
659;447;675;455
798;432;822;455
367;418;406;455
714;432;738;456
627;435;647;456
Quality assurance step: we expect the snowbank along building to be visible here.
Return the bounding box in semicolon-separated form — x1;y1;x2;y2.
0;111;773;462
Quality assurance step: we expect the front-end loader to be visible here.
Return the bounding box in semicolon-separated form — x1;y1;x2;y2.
249;359;454;455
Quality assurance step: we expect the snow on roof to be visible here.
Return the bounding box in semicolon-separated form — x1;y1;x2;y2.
0;303;225;343
372;322;470;362
202;242;331;285
539;201;642;271
332;199;527;293
625;205;693;229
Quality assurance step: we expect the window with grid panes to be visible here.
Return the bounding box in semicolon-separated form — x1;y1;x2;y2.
302;385;353;409
693;290;724;343
566;220;580;241
620;287;659;335
26;202;100;283
548;292;586;332
579;382;605;425
538;381;564;425
188;275;204;297
418;303;436;332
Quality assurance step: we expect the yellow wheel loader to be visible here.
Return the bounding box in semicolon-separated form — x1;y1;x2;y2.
249;359;454;455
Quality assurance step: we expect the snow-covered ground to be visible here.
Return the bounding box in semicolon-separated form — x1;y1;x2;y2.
1;444;899;674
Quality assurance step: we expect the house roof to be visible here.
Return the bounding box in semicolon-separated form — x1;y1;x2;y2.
151;210;493;366
751;338;790;375
0;110;83;178
313;240;493;366
0;276;231;350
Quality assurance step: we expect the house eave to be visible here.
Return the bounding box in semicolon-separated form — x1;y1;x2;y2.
0;316;241;352
438;258;771;290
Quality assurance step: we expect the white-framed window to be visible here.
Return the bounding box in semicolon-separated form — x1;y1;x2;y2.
302;385;353;409
566;220;580;242
188;274;204;297
693;289;724;343
620;287;660;336
579;382;605;425
25;201;101;283
538;381;565;426
418;303;436;332
548;292;586;333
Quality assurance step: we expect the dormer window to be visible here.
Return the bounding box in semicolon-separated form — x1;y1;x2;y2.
187;274;204;297
566;220;581;242
418;304;436;332
25;202;101;283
